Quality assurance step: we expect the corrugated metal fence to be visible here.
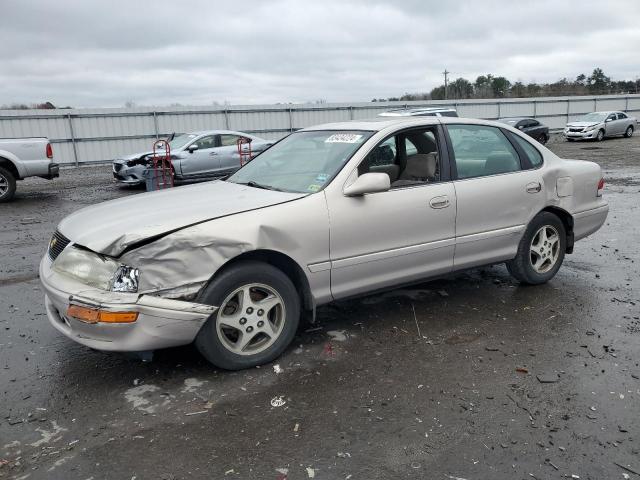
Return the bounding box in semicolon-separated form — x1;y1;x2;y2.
1;94;639;165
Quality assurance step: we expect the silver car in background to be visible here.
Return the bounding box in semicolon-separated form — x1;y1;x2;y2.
41;117;608;370
564;111;636;141
112;130;272;185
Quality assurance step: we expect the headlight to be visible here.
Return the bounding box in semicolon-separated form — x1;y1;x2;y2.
52;247;139;292
584;125;596;132
111;265;139;293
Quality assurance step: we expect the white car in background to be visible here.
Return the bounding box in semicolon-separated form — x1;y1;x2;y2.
564;111;636;141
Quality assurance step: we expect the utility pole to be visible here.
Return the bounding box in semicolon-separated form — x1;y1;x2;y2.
442;69;450;100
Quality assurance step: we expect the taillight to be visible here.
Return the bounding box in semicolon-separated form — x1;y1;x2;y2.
597;178;604;197
46;143;53;159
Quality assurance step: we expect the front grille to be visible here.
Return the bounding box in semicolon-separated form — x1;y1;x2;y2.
48;230;70;261
569;128;584;132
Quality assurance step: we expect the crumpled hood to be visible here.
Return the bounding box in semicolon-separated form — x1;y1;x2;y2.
114;151;153;162
566;122;600;128
57;181;305;256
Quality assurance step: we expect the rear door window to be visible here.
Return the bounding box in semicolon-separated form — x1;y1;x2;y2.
447;124;522;179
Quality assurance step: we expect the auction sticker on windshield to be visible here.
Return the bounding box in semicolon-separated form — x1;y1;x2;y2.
325;133;363;143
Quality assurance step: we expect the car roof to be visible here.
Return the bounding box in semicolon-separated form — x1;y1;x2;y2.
497;117;533;122
186;129;261;137
300;116;505;132
379;107;457;117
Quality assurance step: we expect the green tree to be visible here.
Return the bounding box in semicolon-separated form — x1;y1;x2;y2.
450;77;473;99
587;68;610;94
491;76;511;97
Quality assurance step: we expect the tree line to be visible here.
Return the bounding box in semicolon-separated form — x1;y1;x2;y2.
372;68;640;102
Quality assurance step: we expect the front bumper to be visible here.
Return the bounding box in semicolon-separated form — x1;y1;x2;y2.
112;161;146;185
563;129;599;140
40;256;217;352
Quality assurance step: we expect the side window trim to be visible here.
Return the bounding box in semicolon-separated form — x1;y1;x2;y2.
499;127;531;170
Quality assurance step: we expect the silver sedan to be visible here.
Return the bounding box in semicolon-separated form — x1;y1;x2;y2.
112;130;273;185
564;111;636;141
41;117;609;370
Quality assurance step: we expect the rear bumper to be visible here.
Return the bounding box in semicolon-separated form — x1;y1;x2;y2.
40;257;217;352
573;203;609;242
41;162;59;179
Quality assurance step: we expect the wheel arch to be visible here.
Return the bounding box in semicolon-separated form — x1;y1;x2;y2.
0;156;21;180
201;249;314;312
540;206;574;253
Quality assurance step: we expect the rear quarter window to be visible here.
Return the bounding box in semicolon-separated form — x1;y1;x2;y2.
510;133;543;168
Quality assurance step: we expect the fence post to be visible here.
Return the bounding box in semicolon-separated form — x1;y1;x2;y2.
533;100;537;117
497;101;501;119
594;97;597;111
67;113;79;167
152;111;159;139
625;95;629;112
349;106;354;120
288;107;294;132
566;99;570;123
224;109;230;130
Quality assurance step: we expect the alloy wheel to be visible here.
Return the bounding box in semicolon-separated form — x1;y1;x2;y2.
0;173;8;198
529;225;560;274
216;283;286;355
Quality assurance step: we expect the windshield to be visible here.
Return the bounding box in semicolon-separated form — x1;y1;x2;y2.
577;113;607;122
227;130;373;193
169;133;198;150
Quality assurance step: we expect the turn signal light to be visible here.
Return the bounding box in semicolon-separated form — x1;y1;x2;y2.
67;305;138;324
46;143;53;159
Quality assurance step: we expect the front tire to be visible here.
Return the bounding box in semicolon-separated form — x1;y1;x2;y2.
506;212;566;285
195;261;300;370
625;125;634;138
595;129;605;141
0;166;17;203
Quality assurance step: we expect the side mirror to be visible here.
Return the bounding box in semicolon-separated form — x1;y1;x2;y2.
187;144;199;153
605;118;613;123
343;172;390;196
518;125;524;130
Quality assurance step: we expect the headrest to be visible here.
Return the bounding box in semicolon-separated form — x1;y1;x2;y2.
404;153;437;179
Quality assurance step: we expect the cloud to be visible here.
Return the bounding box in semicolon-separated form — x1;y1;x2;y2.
1;0;638;107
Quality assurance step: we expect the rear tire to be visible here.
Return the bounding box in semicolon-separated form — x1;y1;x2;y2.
195;261;300;370
0;166;17;203
625;125;634;138
506;212;566;285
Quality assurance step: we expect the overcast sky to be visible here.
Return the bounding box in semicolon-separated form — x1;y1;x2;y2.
1;0;639;107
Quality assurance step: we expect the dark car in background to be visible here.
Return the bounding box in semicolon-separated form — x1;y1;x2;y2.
497;117;549;144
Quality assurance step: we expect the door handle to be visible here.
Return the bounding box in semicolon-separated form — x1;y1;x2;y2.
429;196;450;209
526;182;542;193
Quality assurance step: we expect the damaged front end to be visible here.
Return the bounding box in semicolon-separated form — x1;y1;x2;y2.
40;242;218;352
112;155;153;185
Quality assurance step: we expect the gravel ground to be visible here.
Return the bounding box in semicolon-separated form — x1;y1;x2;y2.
1;133;639;479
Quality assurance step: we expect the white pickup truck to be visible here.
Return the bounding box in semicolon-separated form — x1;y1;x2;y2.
0;137;59;202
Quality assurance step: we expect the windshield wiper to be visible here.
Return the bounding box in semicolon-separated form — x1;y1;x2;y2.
241;181;284;192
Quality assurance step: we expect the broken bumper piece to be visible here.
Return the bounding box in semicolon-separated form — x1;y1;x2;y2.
40;258;217;352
